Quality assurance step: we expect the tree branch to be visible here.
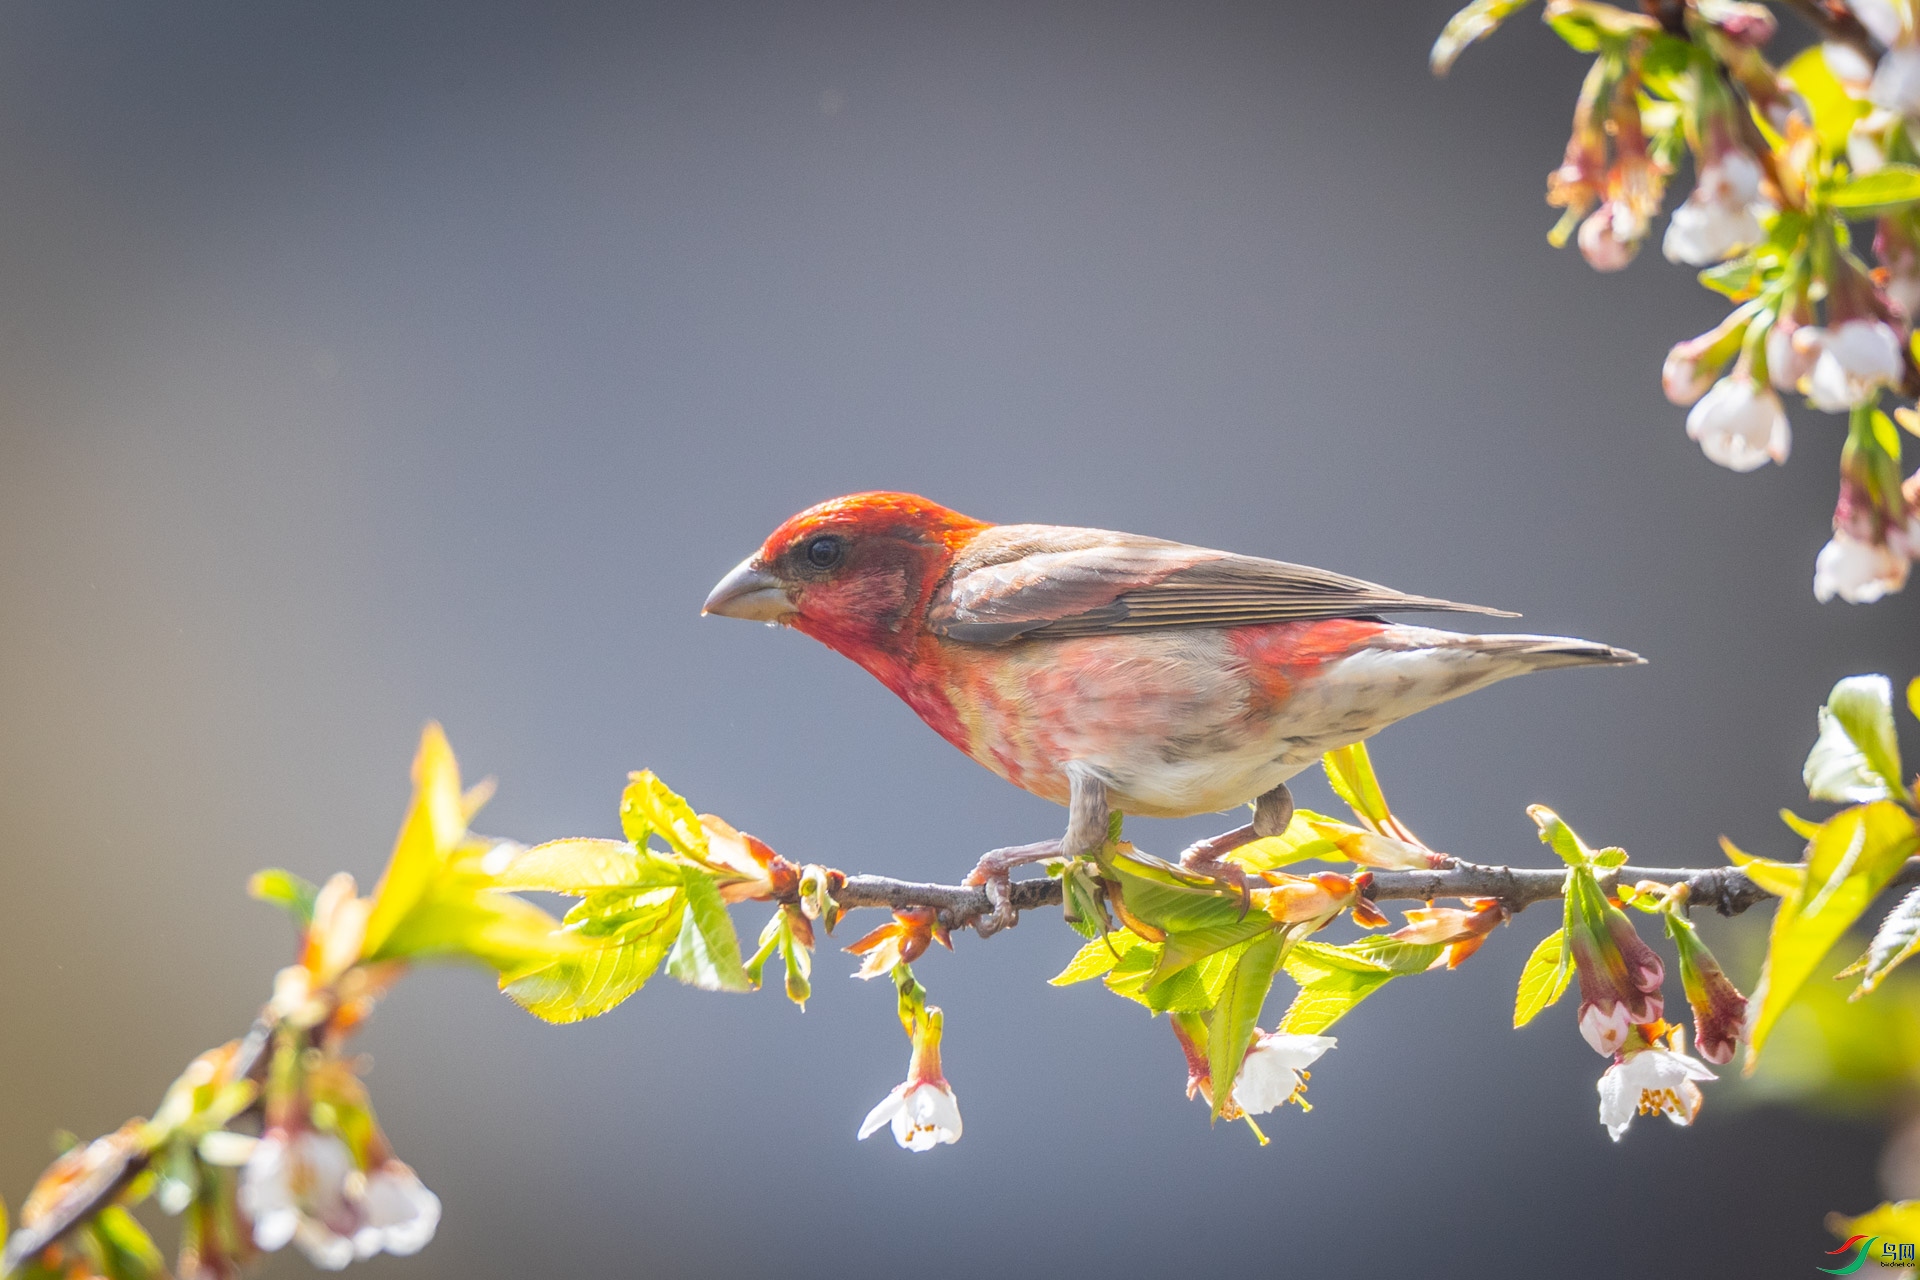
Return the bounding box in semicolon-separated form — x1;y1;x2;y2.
1774;0;1879;62
831;855;1920;931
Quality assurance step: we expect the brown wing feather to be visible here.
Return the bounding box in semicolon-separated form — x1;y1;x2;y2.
927;523;1514;645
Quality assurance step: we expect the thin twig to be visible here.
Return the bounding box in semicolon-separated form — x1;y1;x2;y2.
832;856;1920;931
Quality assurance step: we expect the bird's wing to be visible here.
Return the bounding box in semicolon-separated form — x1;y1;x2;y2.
927;524;1514;645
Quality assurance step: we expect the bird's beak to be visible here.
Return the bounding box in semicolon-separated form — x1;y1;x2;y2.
702;557;796;622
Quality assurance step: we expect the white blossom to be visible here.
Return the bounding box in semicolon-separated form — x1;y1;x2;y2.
239;1131;441;1269
239;1131;359;1270
1230;1032;1335;1115
1805;319;1905;411
1877;42;1920;115
1662;153;1766;266
1685;377;1791;471
1596;1044;1716;1141
1815;528;1916;602
1766;321;1816;392
858;1079;962;1151
1849;0;1906;48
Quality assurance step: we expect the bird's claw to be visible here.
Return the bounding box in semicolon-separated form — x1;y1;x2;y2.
964;839;1062;938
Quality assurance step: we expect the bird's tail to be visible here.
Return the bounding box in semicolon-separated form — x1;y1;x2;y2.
1458;632;1645;671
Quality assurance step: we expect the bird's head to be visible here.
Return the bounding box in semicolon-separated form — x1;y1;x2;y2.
702;491;988;661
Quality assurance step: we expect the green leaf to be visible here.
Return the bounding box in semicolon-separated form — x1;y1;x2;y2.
1829;165;1920;211
1207;930;1287;1120
665;870;752;992
491;838;647;894
1528;805;1595;867
1229;809;1346;872
1098;844;1248;934
1845;885;1920;997
621;770;709;859
1786;45;1869;155
563;885;681;939
247;869;318;925
1101;941;1167;1006
1698;255;1765;301
1323;743;1390;829
504;912;682;1023
1720;835;1807;898
1748;801;1920;1069
1805;676;1904;803
1151;917;1281;985
1430;0;1534;74
1277;938;1442;1035
84;1206;165;1280
1513;928;1571;1027
373;880;578;974
1050;930;1146;985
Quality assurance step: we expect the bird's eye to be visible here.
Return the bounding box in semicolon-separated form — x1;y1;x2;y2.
804;535;845;570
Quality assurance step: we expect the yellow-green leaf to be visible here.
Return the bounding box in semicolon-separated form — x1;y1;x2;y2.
1323;743;1390;829
1098;843;1247;934
1829;165;1920;211
621;770;709;860
1229;809;1346;872
1780;808;1823;840
363;723;471;957
1719;835;1807;898
1278;937;1441;1035
1513;928;1571;1028
372;879;578;973
1844;885;1920;997
1805;675;1904;804
1151;918;1281;985
1050;930;1146;985
1747;801;1920;1071
1786;45;1869;155
492;838;647;895
665;870;751;991
1430;0;1535;75
1208;930;1288;1120
1528;805;1596;867
248;869;318;925
504;915;681;1023
1830;1200;1920;1250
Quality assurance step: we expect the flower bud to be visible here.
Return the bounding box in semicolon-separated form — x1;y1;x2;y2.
1685;374;1791;471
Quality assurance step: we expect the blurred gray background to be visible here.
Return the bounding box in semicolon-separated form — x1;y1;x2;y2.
0;2;1912;1276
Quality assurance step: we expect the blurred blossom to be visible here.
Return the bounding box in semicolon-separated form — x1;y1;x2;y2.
1815;528;1914;602
239;1130;440;1269
1662;152;1766;266
1804;319;1905;411
1686;376;1791;471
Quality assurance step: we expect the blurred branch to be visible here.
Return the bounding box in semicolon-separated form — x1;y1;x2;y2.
1774;0;1878;61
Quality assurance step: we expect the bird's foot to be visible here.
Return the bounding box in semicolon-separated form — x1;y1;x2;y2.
964;839;1063;937
1177;783;1295;908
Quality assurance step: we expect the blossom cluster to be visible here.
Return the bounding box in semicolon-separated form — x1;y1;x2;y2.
1438;0;1920;602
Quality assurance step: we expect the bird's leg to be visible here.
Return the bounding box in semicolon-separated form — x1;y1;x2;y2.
965;766;1109;938
1178;783;1295;896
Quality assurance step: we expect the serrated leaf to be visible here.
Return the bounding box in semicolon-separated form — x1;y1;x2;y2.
665;871;751;991
1430;0;1534;74
1513;928;1571;1027
247;869;318;925
1208;930;1287;1120
1747;801;1920;1070
504;911;682;1023
1151;918;1280;985
1786;45;1869;155
1101;941;1165;1006
1050;930;1145;985
1323;743;1390;829
372;879;576;973
1098;844;1247;934
563;885;681;939
1278;937;1441;1035
1847;886;1920;997
1805;676;1904;804
621;770;709;859
492;839;646;894
1720;835;1806;898
1829;165;1920;210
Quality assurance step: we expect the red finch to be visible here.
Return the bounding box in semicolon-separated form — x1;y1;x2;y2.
704;492;1640;931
